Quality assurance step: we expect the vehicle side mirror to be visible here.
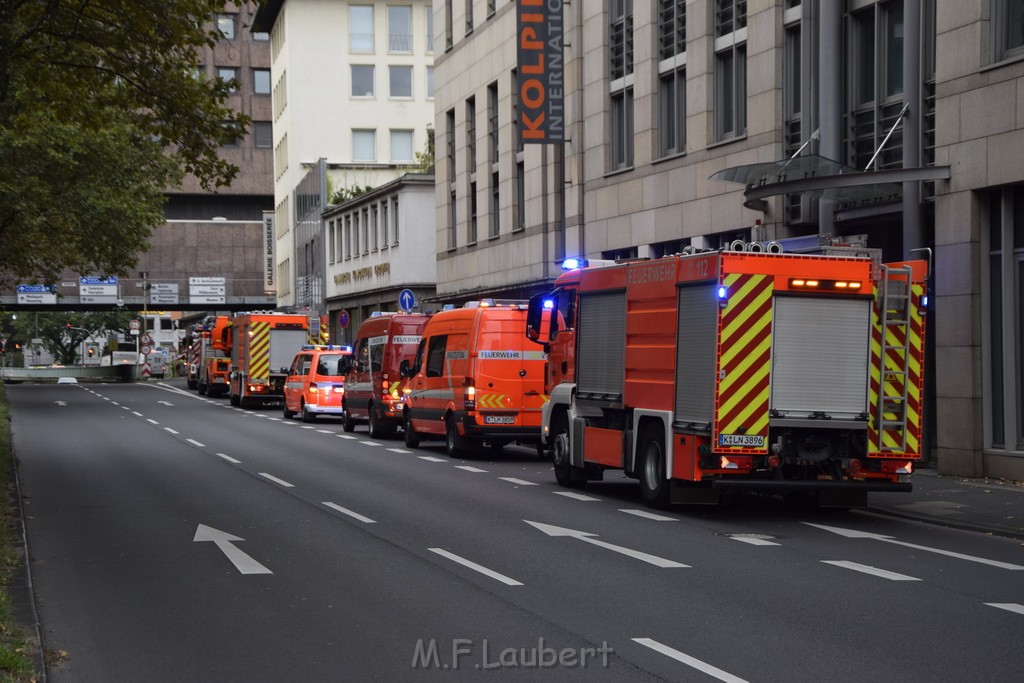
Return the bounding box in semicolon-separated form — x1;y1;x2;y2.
399;359;412;378
526;292;551;344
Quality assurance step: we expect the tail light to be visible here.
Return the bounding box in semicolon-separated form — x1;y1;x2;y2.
848;458;863;473
767;455;781;469
720;456;739;470
464;377;476;411
309;383;318;394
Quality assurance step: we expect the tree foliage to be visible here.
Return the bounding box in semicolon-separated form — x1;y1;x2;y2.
2;311;135;365
0;1;250;286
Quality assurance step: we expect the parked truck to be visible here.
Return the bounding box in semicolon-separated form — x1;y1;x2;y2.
226;311;312;408
526;249;928;508
194;315;231;396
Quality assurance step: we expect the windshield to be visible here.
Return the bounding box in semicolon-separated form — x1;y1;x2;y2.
315;354;351;377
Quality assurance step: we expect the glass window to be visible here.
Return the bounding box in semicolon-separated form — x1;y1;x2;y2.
611;89;634;169
353;129;376;161
217;67;238;91
853;9;876;106
658;0;686;60
216;14;235;40
350;5;374;52
883;1;905;100
994;0;1024;61
715;45;747;140
391;130;414;162
254;121;273;148
426;66;435;98
658;67;685;157
316;354;350;377
426;336;448;377
388;5;413;52
254;69;271;95
253;31;270;42
610;0;634;81
352;65;375;97
426;5;435;53
390;66;413;97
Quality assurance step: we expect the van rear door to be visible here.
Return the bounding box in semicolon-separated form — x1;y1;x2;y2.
473;310;545;426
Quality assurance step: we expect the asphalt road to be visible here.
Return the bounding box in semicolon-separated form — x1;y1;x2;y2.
8;380;1024;681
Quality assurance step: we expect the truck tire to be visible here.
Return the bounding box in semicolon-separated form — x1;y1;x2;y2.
230;390;240;406
283;401;295;419
342;403;356;433
445;417;469;458
639;425;671;509
198;382;208;396
551;414;584;487
301;401;315;422
368;405;384;439
403;411;420;448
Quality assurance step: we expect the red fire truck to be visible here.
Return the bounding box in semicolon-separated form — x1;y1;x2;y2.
527;249;928;508
226;311;312;408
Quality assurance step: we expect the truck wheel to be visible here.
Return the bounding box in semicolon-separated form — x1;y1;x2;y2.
552;415;583;487
403;412;420;448
230;392;240;406
445;417;468;458
198;382;208;396
639;425;671;509
283;401;295;419
368;405;384;439
301;401;315;422
536;441;550;460
342;404;356;433
187;379;198;390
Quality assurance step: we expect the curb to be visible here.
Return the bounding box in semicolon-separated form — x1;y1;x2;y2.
862;505;1024;542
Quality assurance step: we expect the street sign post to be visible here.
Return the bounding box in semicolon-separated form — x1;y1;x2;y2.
399;289;416;313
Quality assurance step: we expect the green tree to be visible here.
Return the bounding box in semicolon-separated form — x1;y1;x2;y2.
0;1;249;286
3;311;134;365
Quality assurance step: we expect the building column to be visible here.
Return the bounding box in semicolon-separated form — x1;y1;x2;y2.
903;0;923;259
817;0;842;235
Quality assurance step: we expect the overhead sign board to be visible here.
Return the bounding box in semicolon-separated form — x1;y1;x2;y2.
16;284;56;305
189;277;225;286
190;296;227;304
79;276;118;304
150;283;179;305
516;0;565;144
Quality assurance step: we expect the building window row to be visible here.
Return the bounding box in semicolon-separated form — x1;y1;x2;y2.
350;65;433;99
273;71;288;120
352;129;416;163
330;197;401;264
349;4;433;55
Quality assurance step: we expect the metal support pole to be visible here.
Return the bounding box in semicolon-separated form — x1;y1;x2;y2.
818;0;843;236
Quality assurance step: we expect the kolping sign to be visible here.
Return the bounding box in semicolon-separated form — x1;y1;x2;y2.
516;0;564;144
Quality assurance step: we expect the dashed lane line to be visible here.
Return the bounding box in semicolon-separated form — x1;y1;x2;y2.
215;453;241;464
821;560;920;581
553;491;601;502
323;502;376;524
259;473;295;488
632;638;748;683
428;548;523;587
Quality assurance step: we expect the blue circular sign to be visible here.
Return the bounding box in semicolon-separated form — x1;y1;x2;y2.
337;309;351;329
399;289;416;312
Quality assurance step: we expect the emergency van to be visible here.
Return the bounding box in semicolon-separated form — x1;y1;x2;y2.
400;301;547;456
342;312;430;437
283;345;354;421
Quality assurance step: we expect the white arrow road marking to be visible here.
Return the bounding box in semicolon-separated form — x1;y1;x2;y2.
215;453;241;464
499;477;538;486
193;524;272;575
620;509;677;522
525;521;688;568
186;439;205;448
455;466;488;473
53;401;68;406
428;548;523;586
553;491;601;502
805;523;1024;570
822;560;920;581
985;603;1024;616
157;400;174;406
419;456;446;463
633;638;748;683
323;502;376;524
259;473;294;488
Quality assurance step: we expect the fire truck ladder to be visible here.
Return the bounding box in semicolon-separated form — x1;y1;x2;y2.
877;264;912;451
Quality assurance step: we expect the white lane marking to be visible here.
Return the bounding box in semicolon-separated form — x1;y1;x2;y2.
164;428;179;435
147;419;159;425
387;448;412;454
822;560;920;581
186;439;205;448
419;456;446;463
455;466;488;473
122;406;130;410
499;477;538;486
281;422;298;426
428;548;523;586
266;417;281;421
337;434;358;440
301;426;316;430
632;638;748;683
215;453;241;464
985;603;1024;616
525;521;689;569
620;509;677;522
316;430;333;434
323;502;377;524
110;401;118;406
553;491;600;502
805;522;1024;570
193;525;272;575
103;397;111;401
132;411;144;417
259;473;295;488
728;534;781;546
360;440;383;447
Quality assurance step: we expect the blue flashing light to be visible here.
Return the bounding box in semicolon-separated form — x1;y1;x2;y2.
921;294;929;308
542;299;555;310
562;257;588;270
717;285;728;300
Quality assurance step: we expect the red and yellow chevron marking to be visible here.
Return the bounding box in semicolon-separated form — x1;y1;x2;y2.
248;321;271;381
714;273;773;453
476;393;507;409
868;284;925;456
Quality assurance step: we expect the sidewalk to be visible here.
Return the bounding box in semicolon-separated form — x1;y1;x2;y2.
868;468;1024;540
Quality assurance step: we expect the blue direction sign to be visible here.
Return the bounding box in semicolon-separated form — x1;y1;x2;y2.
399;289;416;312
80;276;118;285
16;284;54;293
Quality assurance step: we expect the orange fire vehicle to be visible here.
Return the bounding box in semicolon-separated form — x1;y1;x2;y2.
226;311;312;408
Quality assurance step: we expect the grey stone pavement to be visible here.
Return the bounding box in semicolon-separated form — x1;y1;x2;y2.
869;467;1024;540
